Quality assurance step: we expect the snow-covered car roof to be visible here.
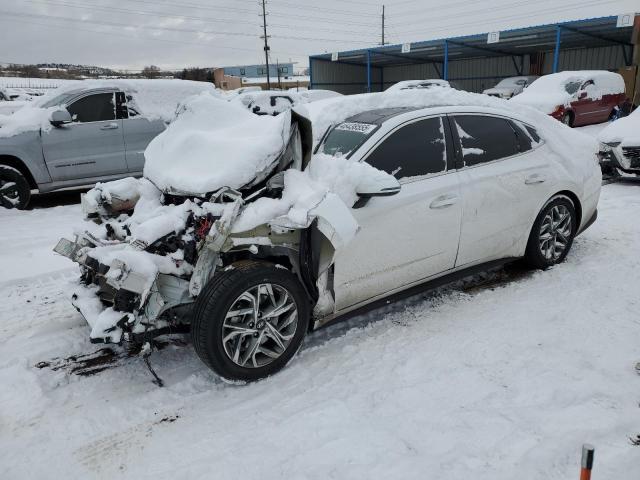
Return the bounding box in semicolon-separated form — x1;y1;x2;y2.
385;79;452;92
598;108;640;146
511;70;625;114
496;76;538;86
0;79;218;138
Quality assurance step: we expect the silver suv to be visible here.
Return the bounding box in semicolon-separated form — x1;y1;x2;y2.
0;86;165;209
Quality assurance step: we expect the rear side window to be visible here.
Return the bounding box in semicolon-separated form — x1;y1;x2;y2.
364;117;447;180
68;93;116;123
511;121;543;153
454;115;519;166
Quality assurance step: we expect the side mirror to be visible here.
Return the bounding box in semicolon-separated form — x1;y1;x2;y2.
356;173;401;198
50;109;72;127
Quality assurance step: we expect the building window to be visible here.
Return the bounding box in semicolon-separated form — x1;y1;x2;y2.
240;68;245;75
257;67;267;75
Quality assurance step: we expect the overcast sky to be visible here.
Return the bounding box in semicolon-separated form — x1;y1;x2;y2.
1;0;637;72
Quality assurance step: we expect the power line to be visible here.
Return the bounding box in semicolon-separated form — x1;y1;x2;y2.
19;0;380;39
0;10;375;44
387;0;621;35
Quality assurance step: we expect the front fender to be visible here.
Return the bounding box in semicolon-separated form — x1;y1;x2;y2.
0;130;51;184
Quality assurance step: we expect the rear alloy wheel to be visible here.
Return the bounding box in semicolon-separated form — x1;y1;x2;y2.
525;196;577;269
561;112;573;127
0;165;31;210
191;261;309;382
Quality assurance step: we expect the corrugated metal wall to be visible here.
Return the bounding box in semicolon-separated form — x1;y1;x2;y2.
447;54;531;92
542;45;627;73
310;58;373;94
311;45;629;94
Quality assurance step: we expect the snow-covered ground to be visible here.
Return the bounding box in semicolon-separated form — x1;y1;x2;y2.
1;126;639;479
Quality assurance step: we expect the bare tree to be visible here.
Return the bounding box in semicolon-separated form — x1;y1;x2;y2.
142;65;161;79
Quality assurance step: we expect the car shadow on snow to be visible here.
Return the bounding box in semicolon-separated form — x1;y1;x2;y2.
28;188;88;209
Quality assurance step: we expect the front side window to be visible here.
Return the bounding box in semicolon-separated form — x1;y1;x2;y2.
67;93;116;123
321;122;378;158
364;117;447;180
454;115;519;166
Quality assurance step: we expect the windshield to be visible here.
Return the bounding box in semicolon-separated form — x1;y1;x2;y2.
321;122;378;157
564;81;582;95
37;91;79;108
496;78;520;87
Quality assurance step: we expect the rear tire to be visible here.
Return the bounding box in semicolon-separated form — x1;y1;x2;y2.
191;261;310;382
524;196;577;269
561;112;574;127
0;165;30;209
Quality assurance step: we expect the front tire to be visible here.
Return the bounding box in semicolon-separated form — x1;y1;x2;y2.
561;111;574;127
0;165;30;209
191;261;310;382
524;196;577;269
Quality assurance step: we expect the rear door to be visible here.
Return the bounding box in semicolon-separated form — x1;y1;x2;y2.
333;116;463;311
42;92;127;181
452;114;553;266
118;92;166;174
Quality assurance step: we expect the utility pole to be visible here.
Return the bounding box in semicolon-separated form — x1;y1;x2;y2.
260;0;271;90
381;5;385;46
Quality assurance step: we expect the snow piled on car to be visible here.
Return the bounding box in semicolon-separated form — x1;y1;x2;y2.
298;87;599;165
510;70;625;114
144;93;292;195
598;107;640;146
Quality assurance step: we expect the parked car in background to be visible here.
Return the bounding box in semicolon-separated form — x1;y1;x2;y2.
238;90;302;116
511;71;627;127
0;79;216;209
598;106;640;176
236;89;341;116
55;90;600;382
483;76;538;99
386;79;458;92
0;88;30;116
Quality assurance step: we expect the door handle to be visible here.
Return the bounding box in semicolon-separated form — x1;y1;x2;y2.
100;122;119;130
525;174;546;185
429;194;458;209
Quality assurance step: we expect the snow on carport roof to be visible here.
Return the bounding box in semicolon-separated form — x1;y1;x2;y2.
310;16;634;67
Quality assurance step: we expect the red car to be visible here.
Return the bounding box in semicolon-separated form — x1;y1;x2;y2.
511;71;627;127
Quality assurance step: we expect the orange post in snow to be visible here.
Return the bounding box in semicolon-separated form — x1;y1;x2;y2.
580;444;594;480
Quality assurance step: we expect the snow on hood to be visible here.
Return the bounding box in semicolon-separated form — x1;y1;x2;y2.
0;79;216;138
144;92;291;195
510;71;624;114
598;108;640;146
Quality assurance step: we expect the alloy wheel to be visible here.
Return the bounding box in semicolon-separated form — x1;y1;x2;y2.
222;283;298;368
538;205;572;261
0;179;20;209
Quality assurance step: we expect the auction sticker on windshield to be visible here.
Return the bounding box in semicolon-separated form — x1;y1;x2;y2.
335;122;377;134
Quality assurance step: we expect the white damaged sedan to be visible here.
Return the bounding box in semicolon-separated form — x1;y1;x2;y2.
55;89;601;382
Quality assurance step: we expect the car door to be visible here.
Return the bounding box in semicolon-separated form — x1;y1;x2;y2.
42;91;127;181
452;114;553;267
117;92;166;174
333;116;463;311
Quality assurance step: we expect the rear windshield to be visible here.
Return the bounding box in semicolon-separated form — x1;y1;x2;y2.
564;81;582;95
321;122;378;158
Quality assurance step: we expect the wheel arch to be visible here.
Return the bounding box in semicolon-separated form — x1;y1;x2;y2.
0;154;37;189
552;190;582;231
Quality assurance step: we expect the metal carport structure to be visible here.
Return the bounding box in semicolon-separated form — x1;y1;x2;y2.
309;15;637;95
